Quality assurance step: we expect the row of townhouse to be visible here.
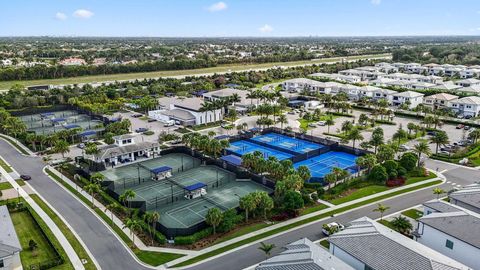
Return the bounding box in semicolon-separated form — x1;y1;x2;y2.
283;78;480;115
383;62;480;78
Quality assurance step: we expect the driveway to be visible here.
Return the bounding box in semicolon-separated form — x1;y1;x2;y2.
0;139;151;270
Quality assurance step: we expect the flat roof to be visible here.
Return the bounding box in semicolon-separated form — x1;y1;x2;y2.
0;206;21;259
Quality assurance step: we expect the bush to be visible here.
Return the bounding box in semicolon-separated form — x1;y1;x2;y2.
397;166;407;178
217;209;243;233
399;152;418;171
383;160;398;174
368;165;388;183
310;192;319;202
283;190;304;211
143;131;154;136
386;178;406;187
174;228;213;245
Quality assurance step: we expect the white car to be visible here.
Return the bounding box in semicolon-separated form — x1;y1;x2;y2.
399;145;410;152
322;222;345;236
317;121;327;126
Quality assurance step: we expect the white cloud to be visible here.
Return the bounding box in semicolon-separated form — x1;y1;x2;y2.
55;12;67;20
73;9;94;19
371;0;381;5
258;24;274;33
207;2;227;12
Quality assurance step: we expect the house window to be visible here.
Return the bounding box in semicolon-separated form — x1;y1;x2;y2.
0;259;3;268
446;239;454;249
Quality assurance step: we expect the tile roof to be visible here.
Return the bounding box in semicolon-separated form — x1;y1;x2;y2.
423;199;461;213
453;96;480;105
256;238;353;270
449;184;480;210
425;93;459;101
0;206;21;259
328;217;470;270
419;210;480;249
393;91;424;98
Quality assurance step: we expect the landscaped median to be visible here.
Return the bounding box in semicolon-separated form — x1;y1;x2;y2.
44;167;185;267
171;176;443;268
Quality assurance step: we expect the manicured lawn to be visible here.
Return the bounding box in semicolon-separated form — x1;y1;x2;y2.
0;182;13;190
134;250;184;267
16;179;26;186
11;210;60;268
0;53;389;90
377;219;396;230
319;239;330;249
405;172;436;185
190;122;222;131
329;185;388;205
0;157;13;172
300;203;329;215
401;209;423;220
214;222;272;245
30;194;97;270
173;180;442;267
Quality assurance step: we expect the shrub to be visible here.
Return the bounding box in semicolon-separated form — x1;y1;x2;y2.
399;152;418;171
397;166;407;178
217;209;243;233
368;165;388;183
383;160;398;174
283;190;304;211
310;192;319;202
174;228;213;245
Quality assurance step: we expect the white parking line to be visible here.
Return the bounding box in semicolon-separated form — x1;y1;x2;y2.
447;181;451;184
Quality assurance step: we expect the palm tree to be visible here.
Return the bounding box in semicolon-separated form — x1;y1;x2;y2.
325;116;335;134
53;140;70;158
25;133;38;151
123;218;141;244
430;131;449;154
433;188;445;199
239;195;256;222
90;172;105;183
84;183;101;207
373;203;390;220
277;114;288;130
390;216;413;235
469;128;480;143
105;202;120;225
2;116;27;138
258;242;276;260
392;127;408;149
413;141;432;167
205;208;223;235
346;127;364;150
325;173;337;189
119;189;136;215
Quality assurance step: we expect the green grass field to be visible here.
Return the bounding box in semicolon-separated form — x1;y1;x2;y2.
0;157;13;172
11;210;60;268
0;182;13;190
0;54;390;90
401;209;424;220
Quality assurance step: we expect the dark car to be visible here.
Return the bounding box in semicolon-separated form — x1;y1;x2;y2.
131;114;143;118
20;175;31;181
135;128;148;133
147;118;157;122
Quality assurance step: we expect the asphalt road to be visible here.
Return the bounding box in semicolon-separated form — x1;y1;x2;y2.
0;139;151;270
187;159;480;270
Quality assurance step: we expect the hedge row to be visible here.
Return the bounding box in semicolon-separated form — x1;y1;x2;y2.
174;228;213;245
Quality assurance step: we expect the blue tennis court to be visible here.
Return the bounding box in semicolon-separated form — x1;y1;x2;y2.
227;140;293;160
294;151;358;178
251;133;324;154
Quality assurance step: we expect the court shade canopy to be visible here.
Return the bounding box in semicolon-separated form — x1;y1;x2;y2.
64;124;80;129
51;117;66;123
40;112;55;117
185;182;207;192
80;130;97;136
220;155;242;166
150;166;172;175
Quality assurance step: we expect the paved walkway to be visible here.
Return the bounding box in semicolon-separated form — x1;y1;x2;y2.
0;158;85;270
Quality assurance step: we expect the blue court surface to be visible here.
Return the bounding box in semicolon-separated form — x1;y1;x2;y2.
227;140;293;160
251;133;323;154
294;151;358;178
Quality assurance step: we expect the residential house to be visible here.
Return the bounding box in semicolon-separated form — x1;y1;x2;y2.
455;78;480;88
0;206;22;270
338;84;362;100
149;97;223;126
423;93;458;110
415;201;480;269
411;82;436;90
282;78;320;92
459;68;480;79
449;96;480;117
449;184;480;214
391;91;424;109
329;216;470;270
458;85;480;95
203;88;260;112
433;82;463;92
256;238;354;270
404;63;422;73
371;88;397;103
94;134;160;167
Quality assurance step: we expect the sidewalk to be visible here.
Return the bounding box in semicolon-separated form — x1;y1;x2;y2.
0;159;85;270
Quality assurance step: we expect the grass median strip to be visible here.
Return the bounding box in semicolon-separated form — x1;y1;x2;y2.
30;194;97;270
173;179;442;267
45;168;184;266
0;156;13;172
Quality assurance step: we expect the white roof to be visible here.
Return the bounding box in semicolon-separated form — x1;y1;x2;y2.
453;96;480;105
393;91;424;98
425;93;459;101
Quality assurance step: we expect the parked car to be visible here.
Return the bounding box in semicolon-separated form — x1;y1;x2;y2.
399;145;410;152
318;121;327;126
131;114;143;118
77;143;85;149
427;131;437;136
308;123;316;128
439;150;451;155
322;222;345;236
288;111;295;115
465;115;473;119
135;128;148;133
456;124;465;129
464;125;471;130
147;118;157;122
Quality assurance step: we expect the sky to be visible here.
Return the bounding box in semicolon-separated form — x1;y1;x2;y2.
2;0;480;37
